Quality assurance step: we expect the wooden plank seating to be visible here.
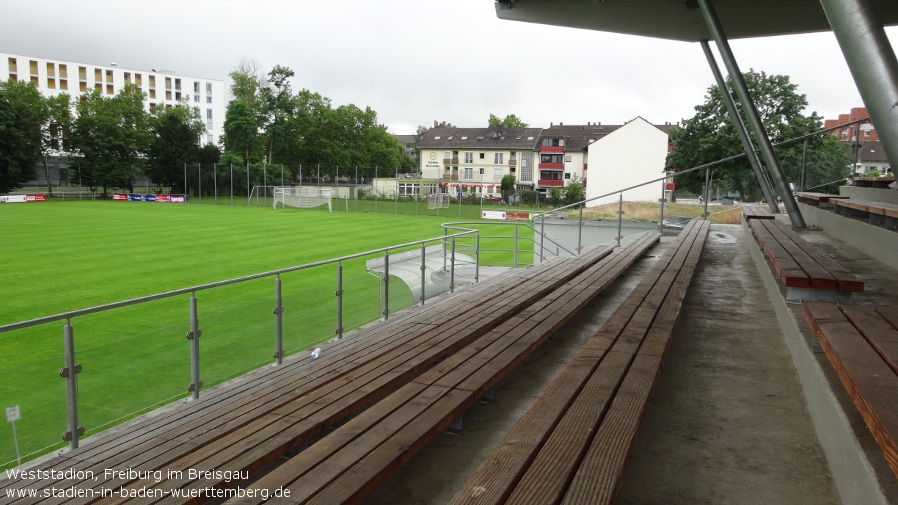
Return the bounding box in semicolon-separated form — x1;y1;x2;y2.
445;219;710;505
746;217;863;302
742;205;777;220
0;233;660;504
832;198;898;230
219;230;665;505
794;192;849;209
802;302;898;480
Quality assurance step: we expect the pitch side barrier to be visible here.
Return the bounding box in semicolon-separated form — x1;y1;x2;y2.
0;226;480;464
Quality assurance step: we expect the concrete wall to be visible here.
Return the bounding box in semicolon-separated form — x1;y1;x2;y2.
839;186;898;205
799;203;898;270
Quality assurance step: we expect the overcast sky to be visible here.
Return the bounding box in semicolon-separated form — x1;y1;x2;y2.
3;1;896;135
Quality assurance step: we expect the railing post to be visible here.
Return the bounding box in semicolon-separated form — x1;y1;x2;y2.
187;293;202;399
617;194;623;248
475;234;480;283
513;225;519;268
383;251;390;321
659;181;665;232
335;262;344;338
539;215;546;263
704;168;711;219
577;206;584;254
61;319;83;449
273;275;284;365
442;227;448;272
420;244;427;305
450;238;456;293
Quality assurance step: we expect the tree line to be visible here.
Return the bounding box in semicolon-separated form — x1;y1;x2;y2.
0;59;415;196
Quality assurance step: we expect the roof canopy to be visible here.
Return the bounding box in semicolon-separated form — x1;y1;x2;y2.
494;0;898;42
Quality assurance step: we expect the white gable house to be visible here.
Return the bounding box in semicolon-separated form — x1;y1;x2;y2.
585;117;670;204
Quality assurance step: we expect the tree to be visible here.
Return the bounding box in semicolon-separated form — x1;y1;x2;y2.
666;70;850;200
500;174;516;203
488;113;528;129
564;175;585;206
223;100;262;167
145;105;205;194
40;93;72;194
68;85;151;195
0;80;45;193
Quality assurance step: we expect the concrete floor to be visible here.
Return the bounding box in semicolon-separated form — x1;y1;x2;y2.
365;222;898;504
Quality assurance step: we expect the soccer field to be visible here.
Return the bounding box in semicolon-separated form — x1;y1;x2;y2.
0;200;534;468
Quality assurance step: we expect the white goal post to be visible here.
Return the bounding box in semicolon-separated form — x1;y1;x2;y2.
271;186;333;212
426;192;450;209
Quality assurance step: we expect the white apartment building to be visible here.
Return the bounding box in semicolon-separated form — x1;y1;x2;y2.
417;125;543;197
2;52;225;146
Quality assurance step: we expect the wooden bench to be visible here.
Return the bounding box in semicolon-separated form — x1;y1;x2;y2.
802;302;898;480
218;231;664;505
852;175;896;189
742;205;777;220
832;198;898;230
444;220;710;505
745;217;863;302
794;192;849;209
0;234;659;504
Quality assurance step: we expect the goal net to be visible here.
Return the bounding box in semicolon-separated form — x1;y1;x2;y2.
272;186;333;212
427;192;450;209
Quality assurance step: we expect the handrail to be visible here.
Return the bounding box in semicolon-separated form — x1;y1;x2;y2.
0;229;477;334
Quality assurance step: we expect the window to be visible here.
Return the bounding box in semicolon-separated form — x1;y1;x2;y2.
464;152;473;164
194;94;200;102
464;167;473;180
480;152;485;159
494;168;504;182
494;153;503;164
206;109;213;120
540;154;564;164
565;173;571;179
206;82;212;94
194;82;200;93
565;155;572;162
206;96;212;104
542;138;565;147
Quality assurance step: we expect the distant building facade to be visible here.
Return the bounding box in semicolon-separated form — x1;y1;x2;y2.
825;107;878;143
2;52;225;146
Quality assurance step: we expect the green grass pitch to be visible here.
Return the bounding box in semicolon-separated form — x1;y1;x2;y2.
0;200;533;468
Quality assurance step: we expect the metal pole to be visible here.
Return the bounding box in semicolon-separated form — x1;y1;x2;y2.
62;320;81;449
383;251;390;321
263;160;268;208
617;194;623;247
577;206;584;254
335;262;344;339
659;180;665;232
697;0;805;227
274;275;284;365
420;244;426;305
187;293;202;400
704;168;711;219
246;161;250;202
475;234;480;283
214;163;218;205
443;227;448;272
450;239;456;293
820;0;898;171
230;163;233;206
184;162;187;200
700;39;779;212
395;166;399;215
198;163;202;204
539;215;546;263
513;225;519;268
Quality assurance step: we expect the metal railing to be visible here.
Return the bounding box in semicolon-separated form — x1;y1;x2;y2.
0;228;482;466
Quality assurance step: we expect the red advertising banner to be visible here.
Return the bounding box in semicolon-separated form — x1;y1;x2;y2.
1;194;47;203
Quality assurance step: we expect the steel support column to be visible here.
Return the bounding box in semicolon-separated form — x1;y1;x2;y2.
700;39;779;213
698;0;806;228
819;0;898;172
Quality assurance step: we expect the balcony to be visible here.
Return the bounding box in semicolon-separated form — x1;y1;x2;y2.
443;157;459;165
540;146;564;153
509;158;517;167
538;163;564;170
538;180;564;187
